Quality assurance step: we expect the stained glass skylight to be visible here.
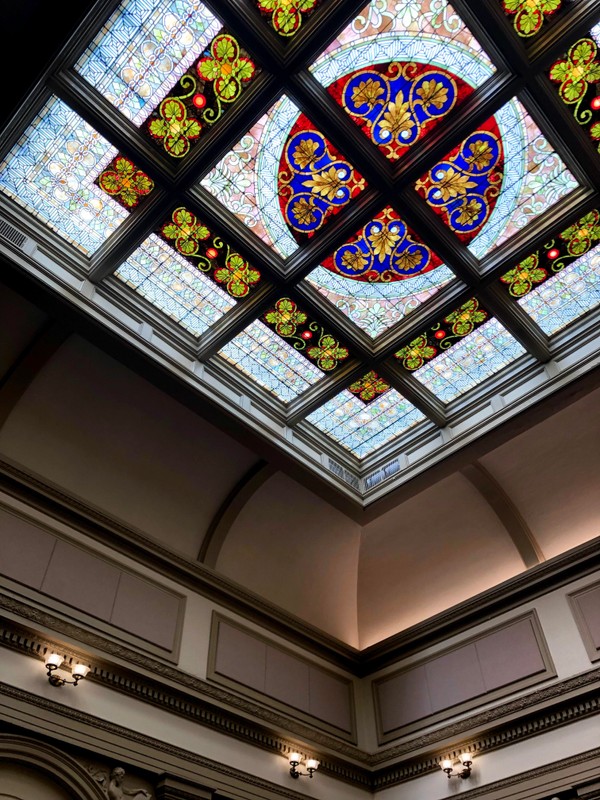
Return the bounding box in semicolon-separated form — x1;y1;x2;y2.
1;0;599;498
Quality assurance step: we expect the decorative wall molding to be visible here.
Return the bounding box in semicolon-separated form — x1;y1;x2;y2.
0;684;328;800
1;606;599;791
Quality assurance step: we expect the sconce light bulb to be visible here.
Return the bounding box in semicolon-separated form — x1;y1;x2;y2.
45;653;63;669
72;663;89;680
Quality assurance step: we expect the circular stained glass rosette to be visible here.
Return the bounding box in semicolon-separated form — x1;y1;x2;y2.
256;31;527;302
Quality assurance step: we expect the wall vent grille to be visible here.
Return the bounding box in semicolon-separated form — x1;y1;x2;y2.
0;217;36;255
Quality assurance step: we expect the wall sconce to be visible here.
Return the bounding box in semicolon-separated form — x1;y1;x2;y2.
45;653;90;687
440;752;473;779
288;753;320;779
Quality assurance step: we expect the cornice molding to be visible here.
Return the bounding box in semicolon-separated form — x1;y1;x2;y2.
1;606;599;791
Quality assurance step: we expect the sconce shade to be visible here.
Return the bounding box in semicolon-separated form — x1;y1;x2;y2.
306;759;319;771
289;753;301;765
45;653;63;669
72;664;90;679
441;760;453;771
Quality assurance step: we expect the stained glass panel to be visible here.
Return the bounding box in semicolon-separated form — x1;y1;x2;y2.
76;0;258;158
0;96;127;255
115;234;235;334
501;0;564;39
201;96;364;256
75;0;222;125
250;0;322;37
261;298;350;373
311;0;495;161
499;209;600;298
306;383;425;459
412;318;526;402
157;207;262;299
518;242;600;334
548;30;600;157
416;97;578;258
394;298;490;370
305;206;456;337
218;321;325;402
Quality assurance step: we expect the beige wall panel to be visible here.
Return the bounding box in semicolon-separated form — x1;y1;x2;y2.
480;387;600;559
0;335;257;558
217;471;361;646
358;472;524;647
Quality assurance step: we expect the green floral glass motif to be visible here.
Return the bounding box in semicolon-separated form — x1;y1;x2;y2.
549;38;600;153
502;0;562;38
96;155;154;209
348;371;391;403
159;207;261;299
262;297;350;372
147;32;257;158
394;298;490;370
500;209;600;298
253;0;320;37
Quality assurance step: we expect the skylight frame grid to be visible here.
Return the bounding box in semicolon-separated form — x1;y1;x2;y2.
1;0;600;502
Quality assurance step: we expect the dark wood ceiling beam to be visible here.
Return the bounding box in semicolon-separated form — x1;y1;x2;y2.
453;0;531;75
282;0;372;71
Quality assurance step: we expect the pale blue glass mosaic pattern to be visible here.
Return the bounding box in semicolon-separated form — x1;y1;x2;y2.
305;264;456;338
75;0;222;126
468;98;578;259
219;321;324;402
200;96;299;258
311;0;495;90
0;96;126;255
306;389;425;458
414;318;526;403
115;234;234;335
518;244;600;335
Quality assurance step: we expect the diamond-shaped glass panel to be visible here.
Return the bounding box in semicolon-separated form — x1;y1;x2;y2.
311;0;495;162
305;206;456;337
412;317;526;402
115;234;235;335
201;96;365;257
415;96;578;259
306;376;426;459
218;320;325;402
518;242;600;334
75;0;259;158
0;96;127;256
